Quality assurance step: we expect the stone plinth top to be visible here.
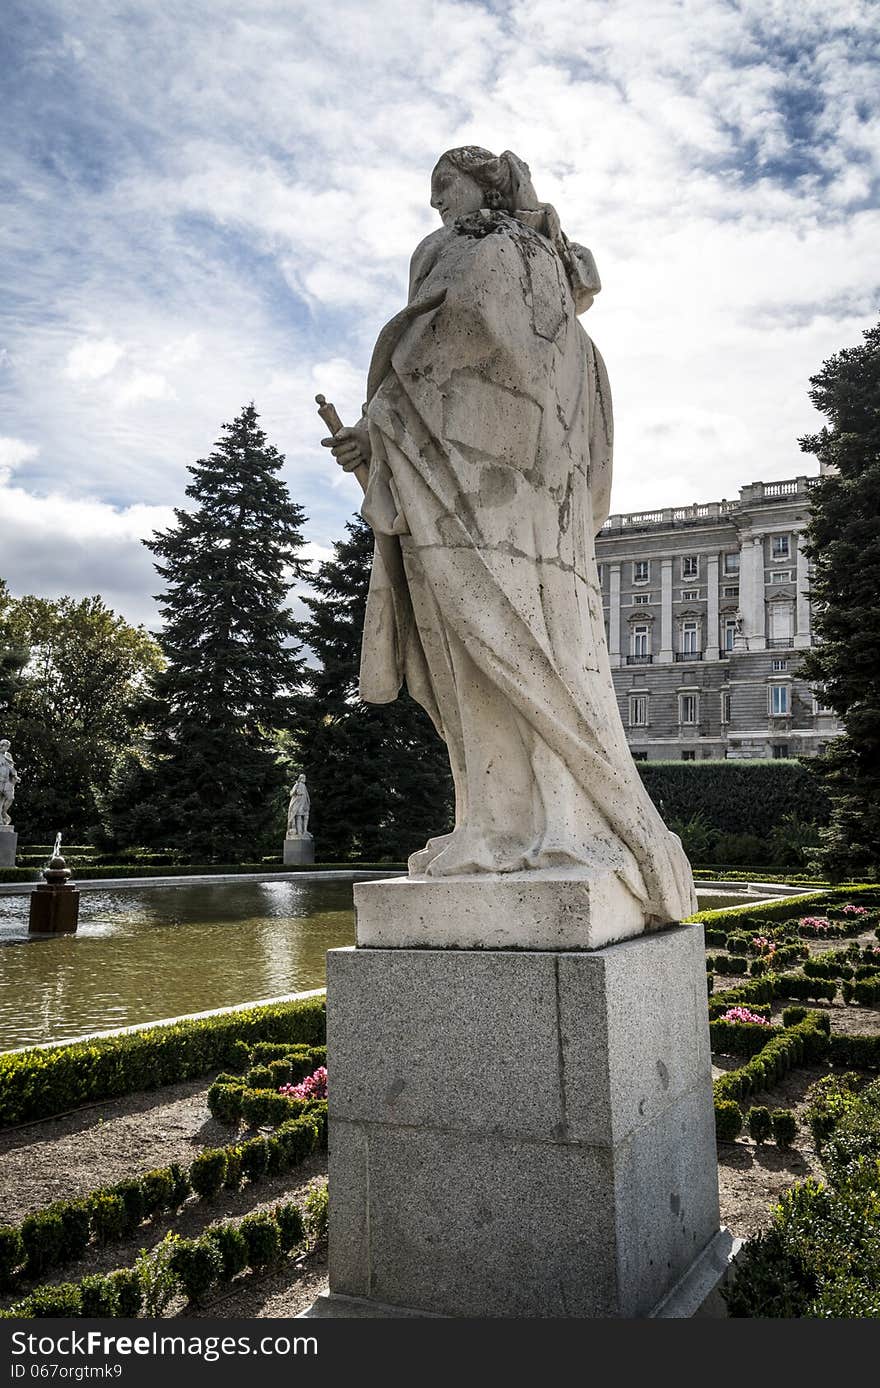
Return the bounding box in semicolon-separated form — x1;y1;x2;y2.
353;868;655;951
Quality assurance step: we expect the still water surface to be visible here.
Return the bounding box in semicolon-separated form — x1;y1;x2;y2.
0;880;756;1051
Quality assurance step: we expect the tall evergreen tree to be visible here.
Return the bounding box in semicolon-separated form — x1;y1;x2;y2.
799;320;880;880
124;403;309;860
295;516;453;861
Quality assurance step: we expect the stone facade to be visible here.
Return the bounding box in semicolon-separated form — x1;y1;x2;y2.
595;475;842;761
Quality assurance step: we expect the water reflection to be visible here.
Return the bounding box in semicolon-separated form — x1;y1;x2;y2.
0;882;757;1051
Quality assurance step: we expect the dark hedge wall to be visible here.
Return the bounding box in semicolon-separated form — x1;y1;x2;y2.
637;760;831;835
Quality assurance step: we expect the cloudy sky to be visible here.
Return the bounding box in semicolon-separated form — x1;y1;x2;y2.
1;0;878;628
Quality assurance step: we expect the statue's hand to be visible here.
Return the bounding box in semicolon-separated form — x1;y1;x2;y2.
321;421;371;473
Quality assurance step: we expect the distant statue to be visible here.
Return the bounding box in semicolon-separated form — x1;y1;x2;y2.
287;775;311;838
0;739;19;828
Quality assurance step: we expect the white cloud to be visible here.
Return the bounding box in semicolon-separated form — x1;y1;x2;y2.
114;370;174;408
0;436;39;484
64;336;125;381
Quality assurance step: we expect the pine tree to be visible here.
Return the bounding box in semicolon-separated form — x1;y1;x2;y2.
799;320;880;880
132;403;309;861
295;516;453;861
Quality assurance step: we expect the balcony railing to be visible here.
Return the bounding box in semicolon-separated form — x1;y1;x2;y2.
626;654;653;665
767;638;794;649
674;650;703;661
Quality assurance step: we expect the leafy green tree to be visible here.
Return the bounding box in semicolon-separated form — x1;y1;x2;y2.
0;588;161;839
294;516;453;861
113;403;309;861
799;319;880;880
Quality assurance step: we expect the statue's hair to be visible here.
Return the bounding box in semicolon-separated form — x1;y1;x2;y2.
434;146;535;213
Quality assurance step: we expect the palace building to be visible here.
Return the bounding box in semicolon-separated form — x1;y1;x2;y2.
595;473;842;761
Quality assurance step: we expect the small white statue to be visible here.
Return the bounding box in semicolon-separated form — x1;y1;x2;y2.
0;739;19;828
287;774;311;838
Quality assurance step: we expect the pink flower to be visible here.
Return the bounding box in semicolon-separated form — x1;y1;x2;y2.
720;1007;770;1026
842;904;868;916
279;1065;327;1101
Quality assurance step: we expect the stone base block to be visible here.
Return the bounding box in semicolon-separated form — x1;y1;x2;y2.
283;836;314;866
326;924;721;1318
0;830;17;868
300;1227;741;1317
353;867;646;951
28;885;80;934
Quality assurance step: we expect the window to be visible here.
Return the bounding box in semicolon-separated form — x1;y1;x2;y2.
722;585;739;599
681;750;696;761
681;620;699;654
721;691;730;724
771;535;791;560
597;564;604;585
770;570;793;584
679;693;699;725
724;552;740;575
723;619;737;652
633;593;650;605
769;604;793;643
681;555;699;579
772;658;788;671
681;588;700;600
633;560;650;584
772;744;789;759
629;694;649;727
631;624;650;657
769;684;790;716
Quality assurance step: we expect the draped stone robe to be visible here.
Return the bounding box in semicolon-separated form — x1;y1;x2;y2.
358;211;695;924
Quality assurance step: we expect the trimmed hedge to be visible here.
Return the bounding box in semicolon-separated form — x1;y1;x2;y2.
0;994;326;1126
841;974;880;1006
5;1200;309;1317
709;1019;781;1056
713;1014;829;1106
637;760;830;837
828;1033;880;1069
0;861;405;883
0;1104;326;1292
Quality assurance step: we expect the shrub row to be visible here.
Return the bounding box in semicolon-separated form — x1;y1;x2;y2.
709;1019;782;1057
707;978;776;1018
0;1105;326;1291
841;974;880;1006
2;1197;316;1318
828;1033;880;1069
771;973;837;1003
713;1014;830;1106
0;862;404;883
691;885;880;933
0;995;326;1127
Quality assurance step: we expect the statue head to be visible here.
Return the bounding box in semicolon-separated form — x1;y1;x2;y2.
430;146;537;225
0;740;9;753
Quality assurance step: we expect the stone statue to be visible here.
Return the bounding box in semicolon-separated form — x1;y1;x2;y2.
0;739;19;828
287;775;311;838
322;146;694;924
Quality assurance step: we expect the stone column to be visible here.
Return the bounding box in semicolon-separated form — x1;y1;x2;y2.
609;563;621;667
794;531;811;648
705;554;719;662
744;536;766;650
659;558;673;663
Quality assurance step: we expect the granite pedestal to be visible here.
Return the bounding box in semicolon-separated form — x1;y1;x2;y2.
318;896;727;1319
0;828;16;867
283;835;314;866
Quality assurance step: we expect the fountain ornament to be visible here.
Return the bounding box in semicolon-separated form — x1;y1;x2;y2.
29;830;80;934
